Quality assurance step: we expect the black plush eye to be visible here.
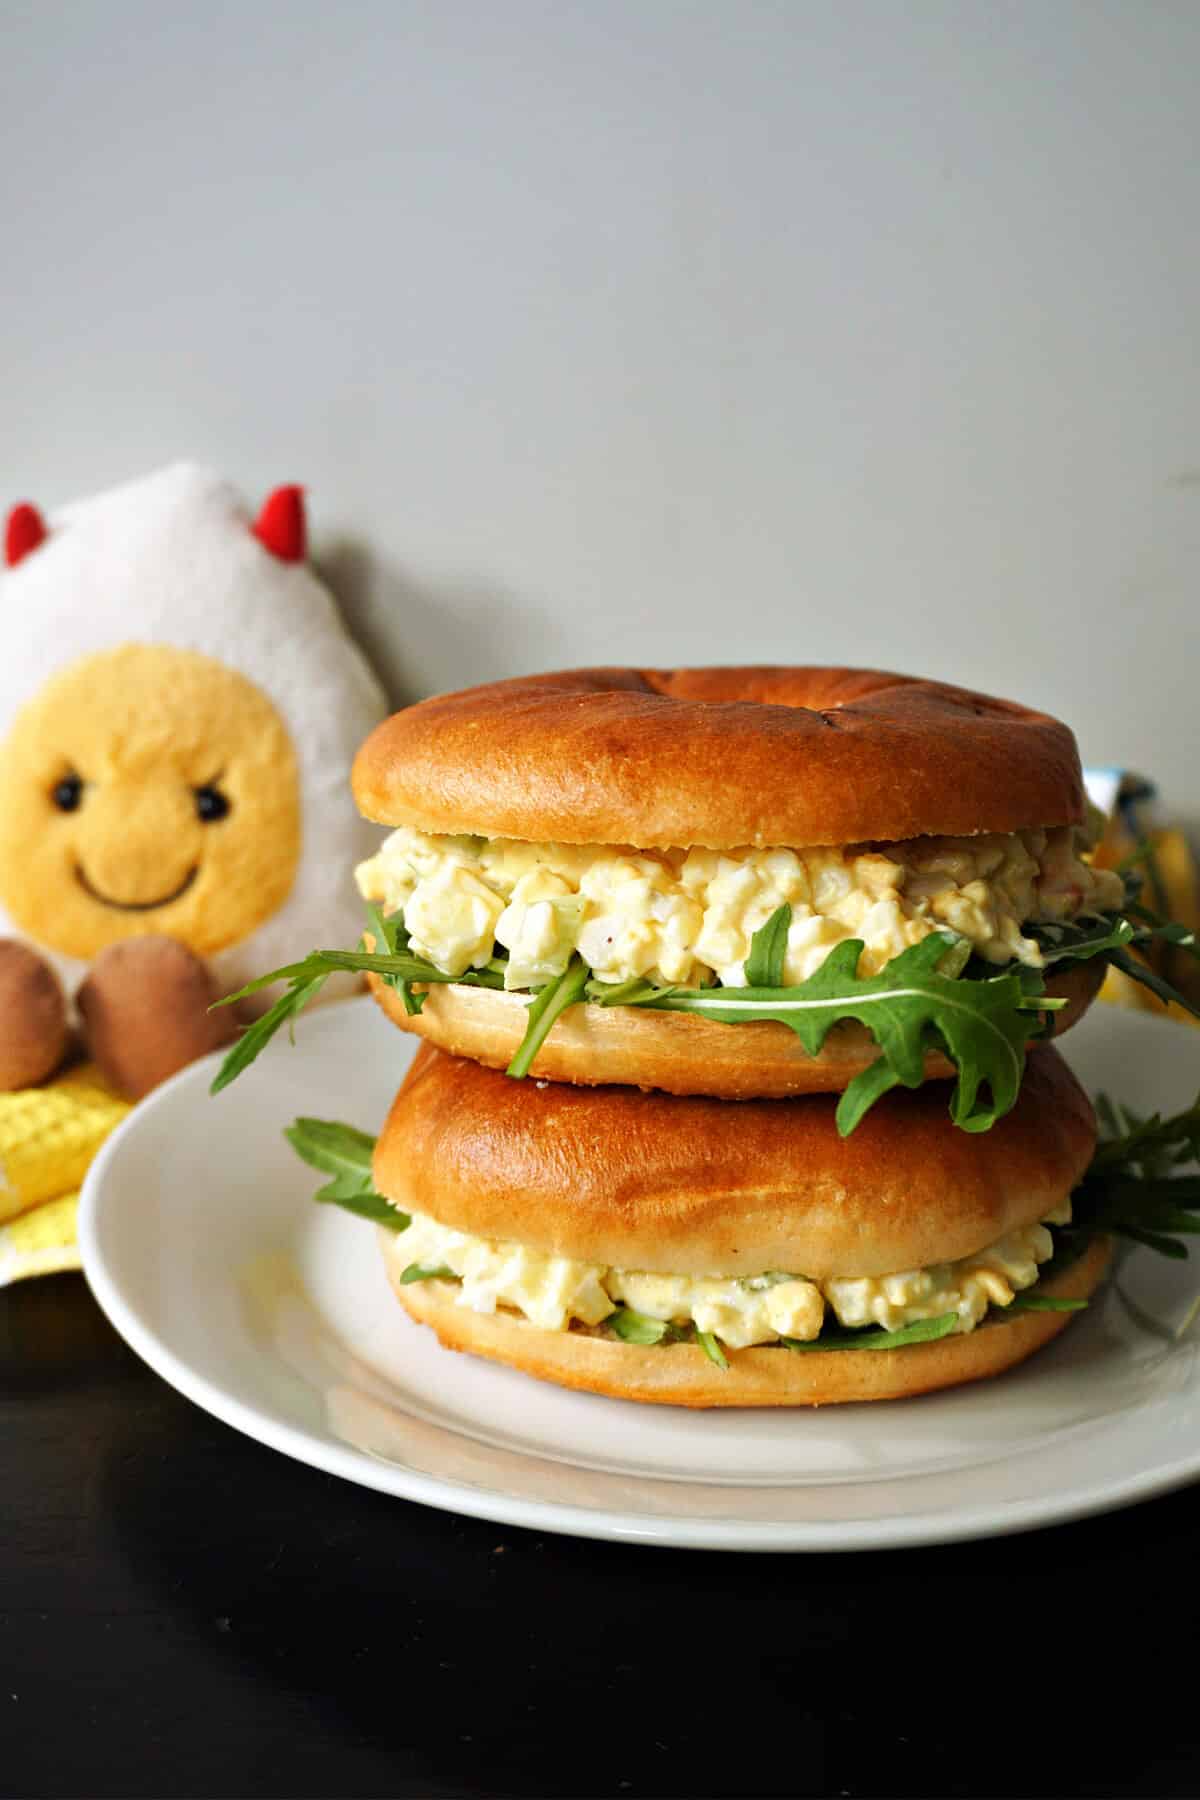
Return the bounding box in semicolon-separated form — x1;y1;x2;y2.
52;773;83;812
194;784;231;823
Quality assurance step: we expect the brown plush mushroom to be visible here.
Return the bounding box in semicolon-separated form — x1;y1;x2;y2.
0;939;70;1089
77;936;236;1101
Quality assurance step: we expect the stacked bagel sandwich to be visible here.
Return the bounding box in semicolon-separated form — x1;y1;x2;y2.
216;668;1199;1406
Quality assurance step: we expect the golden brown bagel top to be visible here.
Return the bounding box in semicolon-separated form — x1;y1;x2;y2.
373;1043;1096;1279
351;666;1085;849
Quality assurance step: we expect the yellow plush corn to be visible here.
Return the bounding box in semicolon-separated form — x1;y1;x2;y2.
0;1063;130;1223
0;1190;82;1285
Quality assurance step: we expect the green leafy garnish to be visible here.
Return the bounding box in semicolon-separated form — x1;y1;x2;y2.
217;928;1047;1137
210;973;330;1095
781;1312;960;1352
1069;1091;1200;1258
209;926;504;1092
1125;908;1200;959
1024;913;1138;966
645;934;1035;1136
1002;1292;1088;1314
584;975;680;1008
743;904;791;988
506;954;591;1079
219;944;505;1000
1092;1094;1200;1175
1008;882;1199;1021
364;903;425;1017
608;1307;671;1346
695;1329;730;1370
283;1116;409;1230
400;1263;456;1284
1090;1091;1200;1173
1108;947;1200;1020
1051;876;1200;1020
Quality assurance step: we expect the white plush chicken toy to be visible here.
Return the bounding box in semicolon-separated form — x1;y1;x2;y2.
0;463;388;1098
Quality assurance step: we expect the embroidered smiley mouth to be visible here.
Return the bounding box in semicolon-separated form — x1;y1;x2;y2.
75;863;199;911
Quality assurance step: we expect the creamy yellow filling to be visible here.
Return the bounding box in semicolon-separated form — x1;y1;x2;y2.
392;1199;1072;1348
357;826;1123;991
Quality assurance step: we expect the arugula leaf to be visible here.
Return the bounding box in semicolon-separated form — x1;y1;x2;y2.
608;1307;671;1346
213;905;1068;1140
210;927;506;1091
210;973;329;1095
1091;1094;1200;1174
781;1312;959;1352
832;1054;906;1132
1098;1180;1200;1230
1002;1292;1087;1314
1135;917;1200;960
645;935;1036;1135
364;904;425;1017
285;1115;377;1181
1044;879;1198;1018
283;1116;410;1230
695;1329;730;1370
399;1263;456;1284
1008;892;1199;1019
311;1187;410;1230
584;975;680;1008
220;944;505;998
1115;1226;1190;1260
1025;913;1137;966
211;879;1199;1142
506;954;591;1079
363;902;399;958
744;904;791;988
1069;1091;1200;1259
1108;946;1200;1021
1093;1091;1133;1145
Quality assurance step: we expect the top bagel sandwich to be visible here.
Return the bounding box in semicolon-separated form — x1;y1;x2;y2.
213;666;1198;1129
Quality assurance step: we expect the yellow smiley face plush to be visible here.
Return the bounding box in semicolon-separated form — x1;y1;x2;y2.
0;463;388;1091
0;644;302;961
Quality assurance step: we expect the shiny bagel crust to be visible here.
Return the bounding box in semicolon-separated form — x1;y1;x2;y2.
373;1043;1096;1280
382;1234;1111;1407
365;959;1103;1100
351;666;1085;848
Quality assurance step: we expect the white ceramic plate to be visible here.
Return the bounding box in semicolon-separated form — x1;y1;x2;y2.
79;998;1200;1552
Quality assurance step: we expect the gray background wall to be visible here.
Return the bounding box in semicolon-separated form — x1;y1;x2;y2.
4;0;1198;827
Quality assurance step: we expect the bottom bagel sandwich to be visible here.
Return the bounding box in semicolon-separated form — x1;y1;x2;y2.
286;1045;1198;1408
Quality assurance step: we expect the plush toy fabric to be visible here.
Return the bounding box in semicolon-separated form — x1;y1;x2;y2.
0;1063;131;1286
0;462;387;1001
0;461;389;1276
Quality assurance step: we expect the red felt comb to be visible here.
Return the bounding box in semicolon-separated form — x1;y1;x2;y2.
252;485;306;562
5;502;48;567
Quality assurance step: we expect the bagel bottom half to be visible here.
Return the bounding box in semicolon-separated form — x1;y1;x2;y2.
366;959;1103;1099
381;1233;1111;1408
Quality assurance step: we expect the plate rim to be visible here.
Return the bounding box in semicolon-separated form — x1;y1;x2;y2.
78;1001;1200;1553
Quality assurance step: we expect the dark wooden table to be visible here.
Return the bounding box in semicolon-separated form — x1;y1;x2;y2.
3;1270;1198;1800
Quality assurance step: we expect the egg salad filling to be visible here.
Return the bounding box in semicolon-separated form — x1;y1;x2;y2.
356;824;1124;993
392;1197;1073;1349
219;804;1197;1142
